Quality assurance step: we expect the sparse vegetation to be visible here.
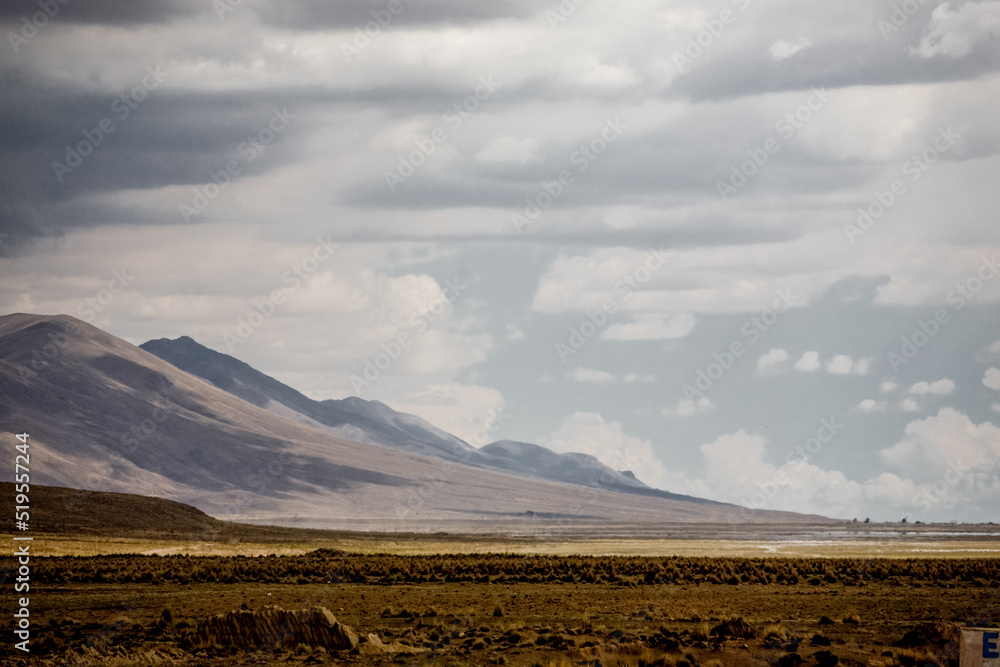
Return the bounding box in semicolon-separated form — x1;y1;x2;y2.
21;552;1000;586
2;568;992;666
6;483;998;666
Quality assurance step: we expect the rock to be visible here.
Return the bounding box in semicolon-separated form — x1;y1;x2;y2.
777;652;802;667
710;617;757;639
818;616;834;625
362;633;427;655
191;605;357;652
894;621;958;649
810;634;832;646
814;649;839;666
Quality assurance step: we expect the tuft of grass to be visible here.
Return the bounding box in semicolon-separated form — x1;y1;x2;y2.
763;622;789;640
692;621;713;641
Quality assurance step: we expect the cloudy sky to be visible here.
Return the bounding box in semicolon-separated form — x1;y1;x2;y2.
2;0;999;522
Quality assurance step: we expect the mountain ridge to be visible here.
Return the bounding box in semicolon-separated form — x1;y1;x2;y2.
0;313;832;526
140;334;705;502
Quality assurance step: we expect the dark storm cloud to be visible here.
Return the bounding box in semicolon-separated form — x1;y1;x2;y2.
673;41;1000;102
2;0;997;256
0;69;554;249
0;0;207;26
0;75;312;247
0;0;539;29
665;7;1000;102
245;0;539;29
346;106;879;217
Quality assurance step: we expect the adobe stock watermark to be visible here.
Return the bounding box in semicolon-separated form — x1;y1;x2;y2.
527;446;646;541
555;246;671;363
395;406;510;520
682;288;798;400
11;319;80;382
887;254;998;372
913;459;969;514
511;116;628;233
340;0;410;61
350;277;469;391
734;414;844;518
214;0;247;21
15;267;134;382
116;378;173;455
50;65;169;183
179;107;296;223
7;0;70;53
717;87;833;201
878;0;933;40
672;0;752;73
844;126;960;244
223;235;336;352
247;450;300;496
384;76;501;191
544;0;588;28
76;268;134;323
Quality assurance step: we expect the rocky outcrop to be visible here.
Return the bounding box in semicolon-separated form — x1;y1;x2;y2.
361;633;427;655
192;606;358;652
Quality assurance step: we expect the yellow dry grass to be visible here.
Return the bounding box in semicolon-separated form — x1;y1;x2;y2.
13;533;1000;558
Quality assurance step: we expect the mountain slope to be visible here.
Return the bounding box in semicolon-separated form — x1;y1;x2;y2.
140;335;483;465
481;440;719;505
0;313;830;526
140;335;685;500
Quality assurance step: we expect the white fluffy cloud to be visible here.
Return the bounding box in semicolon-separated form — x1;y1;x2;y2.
909;379;956;395
701;430;771;487
769;37;812;61
984;367;1000;391
530;244;837;317
915;1;1000;58
899;398;920;412
662;397;714;418
572;367;616;383
825;354;853;374
881;381;898;393
853;358;872;376
794;351;821;372
757;348;790;375
880;408;1000;484
697;430;870;519
543;412;668;488
602;313;695;340
392;383;507;447
857;399;887;412
817;354;871;375
694;409;1000;521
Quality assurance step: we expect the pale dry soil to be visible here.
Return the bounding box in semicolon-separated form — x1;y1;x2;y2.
19;534;1000;559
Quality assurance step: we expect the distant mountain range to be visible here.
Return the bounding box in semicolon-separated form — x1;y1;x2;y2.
140;335;715;504
0;313;830;526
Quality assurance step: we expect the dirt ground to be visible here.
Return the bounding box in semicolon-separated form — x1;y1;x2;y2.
7;565;1000;666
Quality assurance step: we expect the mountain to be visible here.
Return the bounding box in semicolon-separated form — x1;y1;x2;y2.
0;313;829;526
140;335;483;465
480;440;718;504
140;335;697;501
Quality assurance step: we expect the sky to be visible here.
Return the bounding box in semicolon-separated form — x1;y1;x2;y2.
1;0;999;522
